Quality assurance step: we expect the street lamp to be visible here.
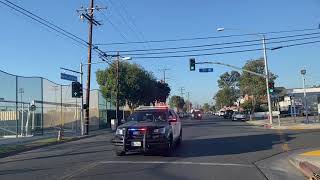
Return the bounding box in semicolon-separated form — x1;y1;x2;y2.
300;69;309;123
217;27;274;125
115;55;132;126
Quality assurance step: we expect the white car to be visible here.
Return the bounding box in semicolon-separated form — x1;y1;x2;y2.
232;112;248;121
218;111;225;116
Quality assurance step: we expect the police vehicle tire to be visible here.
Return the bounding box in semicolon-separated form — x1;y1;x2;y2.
162;135;173;156
115;150;125;156
176;130;182;146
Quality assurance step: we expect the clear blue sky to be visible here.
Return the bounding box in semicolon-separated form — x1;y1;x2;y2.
0;0;320;105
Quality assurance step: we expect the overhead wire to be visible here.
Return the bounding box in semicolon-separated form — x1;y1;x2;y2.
115;34;320;56
130;48;263;59
96;28;320;45
107;0;142;42
100;11;129;42
0;0;89;48
100;31;320;54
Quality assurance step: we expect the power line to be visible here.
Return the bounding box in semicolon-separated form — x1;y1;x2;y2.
271;39;320;49
129;38;320;59
100;11;129;41
131;48;263;59
118;34;320;56
96;27;320;45
0;0;88;47
117;0;148;45
1;0;116;67
107;0;142;42
103;31;320;53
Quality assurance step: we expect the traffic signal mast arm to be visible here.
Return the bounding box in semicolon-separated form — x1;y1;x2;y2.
196;61;267;78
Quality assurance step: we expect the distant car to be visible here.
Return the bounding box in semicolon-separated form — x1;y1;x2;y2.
232;112;248;121
177;112;184;118
111;105;182;156
192;111;202;120
223;110;234;119
218;111;225;116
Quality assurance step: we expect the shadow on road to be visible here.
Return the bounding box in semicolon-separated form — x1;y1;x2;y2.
1;149;113;165
172;133;295;158
0;168;52;175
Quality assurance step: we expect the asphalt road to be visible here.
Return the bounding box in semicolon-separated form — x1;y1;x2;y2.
1;115;320;180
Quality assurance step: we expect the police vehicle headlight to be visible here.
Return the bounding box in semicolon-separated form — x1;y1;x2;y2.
153;127;166;134
116;128;124;135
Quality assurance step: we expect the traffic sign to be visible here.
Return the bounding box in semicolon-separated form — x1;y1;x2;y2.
199;68;213;73
61;73;78;82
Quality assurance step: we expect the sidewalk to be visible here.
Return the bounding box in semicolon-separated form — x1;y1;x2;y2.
246;116;320;130
289;148;320;179
0;128;112;158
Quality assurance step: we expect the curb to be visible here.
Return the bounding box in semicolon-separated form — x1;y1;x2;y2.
289;152;320;180
0;131;109;159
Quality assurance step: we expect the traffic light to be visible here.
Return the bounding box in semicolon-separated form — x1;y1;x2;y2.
72;82;83;98
268;82;275;93
189;58;195;71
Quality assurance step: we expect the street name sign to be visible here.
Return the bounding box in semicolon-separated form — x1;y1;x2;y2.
199;68;213;73
61;73;77;82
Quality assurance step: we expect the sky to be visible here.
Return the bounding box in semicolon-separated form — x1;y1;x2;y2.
0;0;320;105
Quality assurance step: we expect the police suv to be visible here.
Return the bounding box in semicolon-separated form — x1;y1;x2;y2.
111;105;182;156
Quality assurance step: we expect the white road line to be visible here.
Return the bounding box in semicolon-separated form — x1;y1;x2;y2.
100;160;255;168
59;162;100;180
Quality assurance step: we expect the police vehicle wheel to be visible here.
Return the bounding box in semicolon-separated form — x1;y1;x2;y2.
115;150;125;156
176;130;182;146
162;136;173;156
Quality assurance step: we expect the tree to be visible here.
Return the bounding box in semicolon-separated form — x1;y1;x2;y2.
214;88;237;109
217;70;241;89
239;58;277;113
169;96;185;112
215;70;241;110
210;105;216;112
96;61;171;111
202;103;210;112
154;81;171;103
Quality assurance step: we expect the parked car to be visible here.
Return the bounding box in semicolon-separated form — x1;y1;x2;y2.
232;112;248;121
218;111;225;116
223;110;234;119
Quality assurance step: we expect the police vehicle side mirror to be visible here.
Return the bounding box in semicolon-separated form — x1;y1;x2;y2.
168;116;177;123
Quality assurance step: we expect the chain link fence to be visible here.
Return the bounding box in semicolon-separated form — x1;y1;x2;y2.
0;70;115;138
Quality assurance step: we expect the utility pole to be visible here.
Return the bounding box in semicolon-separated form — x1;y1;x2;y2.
84;0;94;135
116;52;120;125
262;35;273;125
77;0;104;135
159;68;170;83
179;87;186;98
187;92;190;112
179;87;185;98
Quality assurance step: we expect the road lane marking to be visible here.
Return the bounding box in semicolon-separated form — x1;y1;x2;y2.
301;150;320;156
59;162;100;180
100;160;255;168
